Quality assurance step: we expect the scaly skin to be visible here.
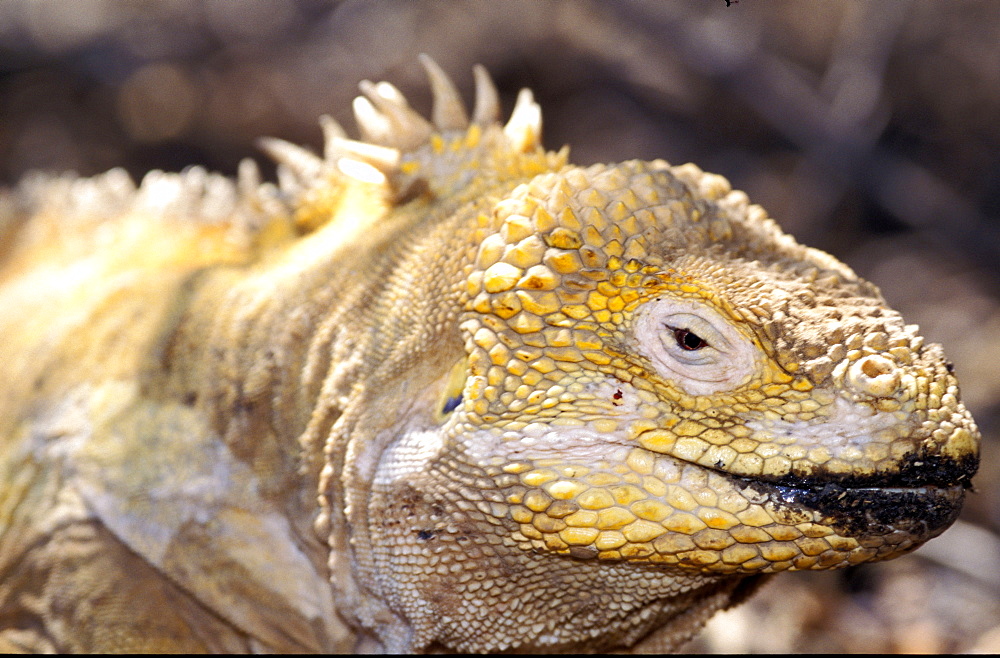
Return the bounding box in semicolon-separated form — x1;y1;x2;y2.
0;58;980;653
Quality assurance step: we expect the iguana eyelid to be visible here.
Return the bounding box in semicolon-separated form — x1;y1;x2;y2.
659;312;732;360
634;299;761;395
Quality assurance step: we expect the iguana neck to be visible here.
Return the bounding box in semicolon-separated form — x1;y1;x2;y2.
160;143;562;524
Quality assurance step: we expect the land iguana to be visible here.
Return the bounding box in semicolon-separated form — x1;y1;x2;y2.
0;57;980;653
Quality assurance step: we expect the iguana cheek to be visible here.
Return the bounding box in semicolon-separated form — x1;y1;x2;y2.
496;448;918;573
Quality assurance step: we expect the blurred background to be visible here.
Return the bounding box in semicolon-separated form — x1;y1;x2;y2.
0;0;997;652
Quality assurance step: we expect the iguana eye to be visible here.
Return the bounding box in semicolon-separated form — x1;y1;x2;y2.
671;327;708;351
632;299;761;395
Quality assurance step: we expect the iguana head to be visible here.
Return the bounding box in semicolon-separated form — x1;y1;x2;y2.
292;59;979;652
450;158;978;570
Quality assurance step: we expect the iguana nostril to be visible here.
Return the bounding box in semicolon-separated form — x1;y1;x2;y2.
848;354;900;397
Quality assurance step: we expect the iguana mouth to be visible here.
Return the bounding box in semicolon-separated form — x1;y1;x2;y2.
725;451;977;540
737;478;966;540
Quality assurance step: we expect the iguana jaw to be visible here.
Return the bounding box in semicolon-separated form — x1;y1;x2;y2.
724;444;976;546
462;427;970;573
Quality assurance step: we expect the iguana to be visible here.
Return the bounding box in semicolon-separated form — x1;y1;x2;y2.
0;57;980;653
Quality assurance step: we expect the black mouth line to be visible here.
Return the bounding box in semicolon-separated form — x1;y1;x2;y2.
721;463;971;539
747;478;964;537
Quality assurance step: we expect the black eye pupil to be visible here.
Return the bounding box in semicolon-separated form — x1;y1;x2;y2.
674;328;707;351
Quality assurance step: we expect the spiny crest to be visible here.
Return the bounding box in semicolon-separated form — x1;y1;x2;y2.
1;164;286;258
1;57;545;245
259;54;546;217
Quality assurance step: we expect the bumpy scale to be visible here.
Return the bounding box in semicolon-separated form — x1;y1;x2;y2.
0;57;980;653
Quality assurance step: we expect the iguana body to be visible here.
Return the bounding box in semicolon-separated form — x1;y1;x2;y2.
0;59;980;653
